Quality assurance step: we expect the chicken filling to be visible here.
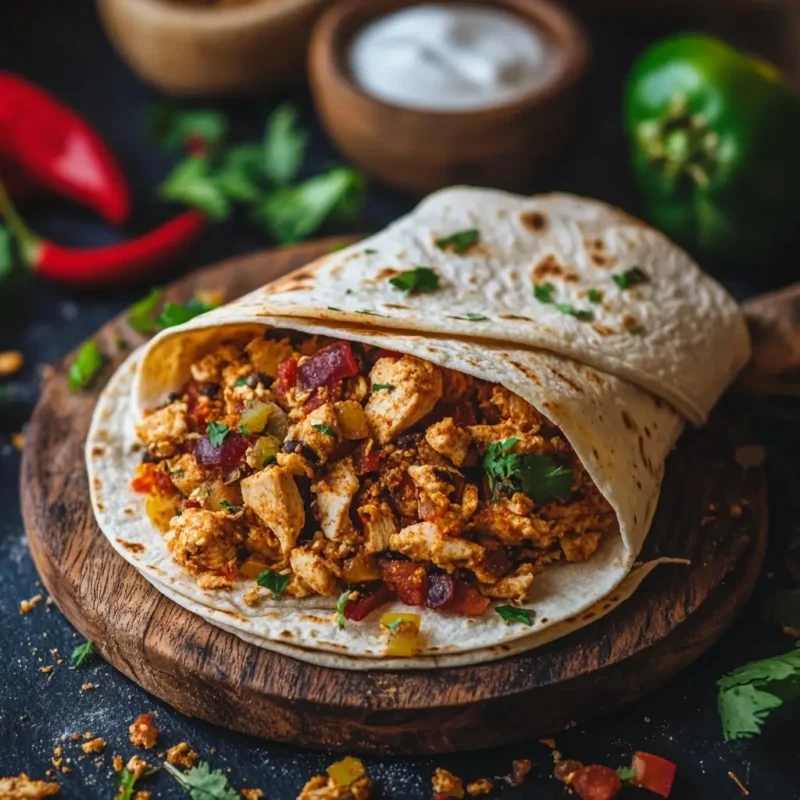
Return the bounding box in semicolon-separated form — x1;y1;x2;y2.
132;331;615;617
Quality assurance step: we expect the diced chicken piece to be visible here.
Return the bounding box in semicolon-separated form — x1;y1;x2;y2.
364;356;443;444
313;458;359;540
165;453;207;497
289;546;340;596
343;375;369;403
241;466;305;554
471;505;555;547
0;774;60;799
479;567;535;601
135;402;189;457
357;502;397;554
277;450;316;478
333;401;369;440
441;368;475;404
486;386;543;431
284;573;315;599
425;418;471;466
560;531;602;562
389;522;484;574
190;344;242;383
242;509;282;559
245;337;297;378
467;423;548;455
165;508;239;574
287;404;340;463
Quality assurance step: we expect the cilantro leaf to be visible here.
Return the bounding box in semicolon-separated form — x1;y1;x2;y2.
336;590;350;630
617;766;636;781
717;648;800;740
219;500;240;513
612;267;649;290
313;423;336;437
534;283;556;303
435;228;479;254
164;760;239;800
149;105;229;154
214;146;265;204
389;267;440;295
234;377;249;387
68;341;104;393
385;618;403;633
254;167;365;244
587;289;604;304
262;104;307;187
496;605;534;625
256;570;290;596
158;156;230;221
483;439;573;504
372;384;394;392
555;303;594;321
206;422;229;448
128;288;164;333
116;767;138;800
158;299;217;329
71;640;94;667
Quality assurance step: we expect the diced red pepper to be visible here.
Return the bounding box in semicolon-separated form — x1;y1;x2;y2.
379;561;428;606
131;464;176;497
184;499;202;509
343;585;394;622
571;766;622;800
195;432;253;470
273;357;298;404
630;752;676;798
441;580;490;616
354;447;387;475
296;341;358;391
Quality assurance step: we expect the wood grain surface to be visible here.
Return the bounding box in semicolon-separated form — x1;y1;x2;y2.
21;236;768;754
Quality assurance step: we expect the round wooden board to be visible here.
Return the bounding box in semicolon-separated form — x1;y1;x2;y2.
22;237;768;755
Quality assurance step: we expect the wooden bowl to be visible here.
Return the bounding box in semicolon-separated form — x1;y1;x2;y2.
309;0;590;195
96;0;332;96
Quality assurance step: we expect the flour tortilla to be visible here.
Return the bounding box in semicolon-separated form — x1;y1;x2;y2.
86;189;748;668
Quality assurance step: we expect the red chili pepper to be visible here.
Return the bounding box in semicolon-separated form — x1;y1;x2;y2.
570;766;622;800
0;179;205;286
0;72;130;225
630;752;676;798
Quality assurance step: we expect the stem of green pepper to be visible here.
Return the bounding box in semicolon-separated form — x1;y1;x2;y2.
0;174;42;265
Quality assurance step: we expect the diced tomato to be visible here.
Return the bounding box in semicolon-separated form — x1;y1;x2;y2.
344;585;394;621
131;464;158;494
354;446;386;475
153;470;176;497
570;766;622;800
452;400;477;426
195;432;254;470
630;752;676;798
273;357;298;404
379;560;428;606
297;341;358;391
302;382;343;414
184;499;202;510
441;580;490;616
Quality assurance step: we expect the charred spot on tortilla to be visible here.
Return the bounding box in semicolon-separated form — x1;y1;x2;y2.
383;303;410;310
521;211;548;233
375;267;401;281
532;255;565;282
118;540;146;554
499;314;534;322
91;446;105;457
621;411;637;432
592;324;616;337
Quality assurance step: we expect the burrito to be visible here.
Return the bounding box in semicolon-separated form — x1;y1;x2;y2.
87;188;749;669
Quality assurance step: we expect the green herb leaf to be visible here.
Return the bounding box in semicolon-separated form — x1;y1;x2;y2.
385;618;403;633
313;423;336;437
219;500;240;513
389;267;440;295
149;105;229;153
372;384;395;392
435;228;479;254
159;156;230;222
254;167;365;244
70;640;94;667
327;306;342;312
262;104;307;187
336;590;350;630
157;299;217;329
68;341;104;393
206;422;229;448
128;288;164;333
364;248;377;255
496;605;534;625
116;768;138;800
0;224;17;285
717;648;800;740
587;289;604;304
612;267;649;290
534;283;556;304
555;303;594;321
617;766;637;781
483;439;573;504
263;455;277;466
214;145;265;204
234;377;249;387
164;760;239;800
256;570;290;597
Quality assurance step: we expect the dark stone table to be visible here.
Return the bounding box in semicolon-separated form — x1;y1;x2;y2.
1;2;798;798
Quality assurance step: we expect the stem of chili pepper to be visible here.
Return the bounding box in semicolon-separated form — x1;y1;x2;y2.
0;178;207;287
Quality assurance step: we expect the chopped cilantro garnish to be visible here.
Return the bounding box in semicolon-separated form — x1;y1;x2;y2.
149;104;229;153
70;640;94;667
555;303;594;321
450;312;489;321
389;266;440;295
128;288;164;333
68;341;104;393
364;248;377;255
617;766;637;781
372;383;395;392
116;767;138;800
612;266;649;290
385;618;403;633
312;423;336;437
336;590;351;630
717;648;800;740
327;306;342;311
435;228;479;254
157;298;217;329
534;283;556;303
234;377;249;387
496;605;534;625
257;570;290;596
264;455;277;466
354;309;378;315
159;155;231;221
483;438;573;504
587;289;604;304
206;422;229;447
219;500;240;513
163;761;239;800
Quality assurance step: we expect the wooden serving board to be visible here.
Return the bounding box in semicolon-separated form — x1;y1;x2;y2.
21;237;768;754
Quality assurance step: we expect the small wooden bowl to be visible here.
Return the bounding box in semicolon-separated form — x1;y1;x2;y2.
96;0;332;96
309;0;589;195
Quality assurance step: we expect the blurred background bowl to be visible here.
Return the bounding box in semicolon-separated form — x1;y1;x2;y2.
309;0;590;196
96;0;332;96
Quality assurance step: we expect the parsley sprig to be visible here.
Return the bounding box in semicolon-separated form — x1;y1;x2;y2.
496;605;534;626
336;590;351;630
70;639;94;667
206;422;229;448
164;761;239;800
389;266;440;295
483;438;573;504
533;282;593;321
128;290;218;333
312;423;336;437
257;570;290;597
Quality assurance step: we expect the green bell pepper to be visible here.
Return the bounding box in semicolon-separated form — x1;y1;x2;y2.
624;34;800;267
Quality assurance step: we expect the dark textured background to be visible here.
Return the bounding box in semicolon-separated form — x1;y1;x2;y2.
1;1;800;798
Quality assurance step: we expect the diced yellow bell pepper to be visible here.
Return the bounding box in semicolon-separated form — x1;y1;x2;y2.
145;492;177;533
342;553;381;583
381;612;422;657
327;756;366;787
334;401;369;440
239;556;270;580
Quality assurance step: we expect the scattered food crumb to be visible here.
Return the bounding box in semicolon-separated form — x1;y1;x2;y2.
728;771;750;796
81;738;106;755
539;738;556;749
0;773;60;798
11;432;25;451
126;756;150;781
500;759;532;787
643;716;651;723
80;683;98;692
195;289;224;308
432;767;464;798
39;666;54;675
297;757;371;800
82;732;94;740
20;595;43;614
0;350;24;377
166;742;199;769
466;777;493;796
129;712;159;749
210;747;218;755
241;790;265;800
133;792;151;800
730;502;743;518
113;755;123;773
242;586;262;607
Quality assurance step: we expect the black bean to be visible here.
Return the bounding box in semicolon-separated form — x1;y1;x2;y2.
247;372;270;389
199;382;220;398
394;433;422;450
282;440;319;464
167;392;181;402
141;451;160;464
426;571;455;609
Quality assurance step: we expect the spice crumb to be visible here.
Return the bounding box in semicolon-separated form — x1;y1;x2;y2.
166;742;199;769
539;738;556;749
0;772;60;798
432;768;464;798
241;790;265;800
0;350;24;377
133;792;151;800
113;755;123;773
467;777;493;796
126;756;150;780
39;665;54;675
11;432;25;451
20;594;43;613
80;683;98;692
129;712;159;749
81;738;105;755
